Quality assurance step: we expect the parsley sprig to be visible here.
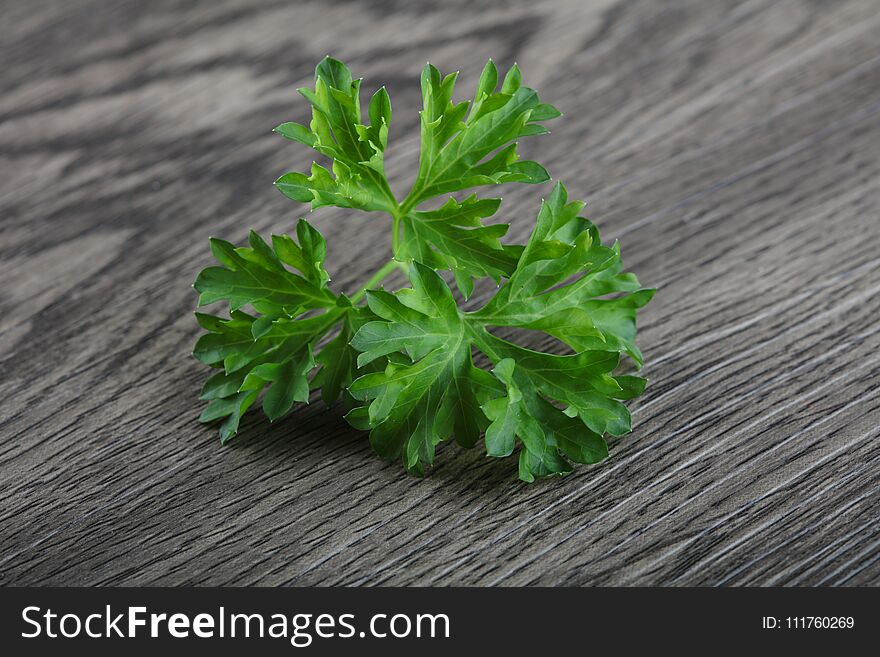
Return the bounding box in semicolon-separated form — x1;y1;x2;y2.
193;57;653;481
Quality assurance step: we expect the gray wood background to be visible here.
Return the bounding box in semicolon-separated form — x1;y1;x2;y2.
2;0;879;586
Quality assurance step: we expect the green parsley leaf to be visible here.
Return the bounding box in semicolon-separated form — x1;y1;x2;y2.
347;182;653;480
193;58;652;482
470;182;655;367
272;57;558;295
397;194;521;299
274;58;397;214
192;218;368;441
404;60;555;208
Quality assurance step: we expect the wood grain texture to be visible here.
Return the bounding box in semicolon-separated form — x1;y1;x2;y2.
1;0;878;586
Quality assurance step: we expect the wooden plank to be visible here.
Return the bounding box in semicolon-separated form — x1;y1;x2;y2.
1;0;878;586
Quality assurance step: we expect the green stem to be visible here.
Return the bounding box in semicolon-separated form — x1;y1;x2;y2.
398;190;420;217
350;259;401;303
391;214;401;254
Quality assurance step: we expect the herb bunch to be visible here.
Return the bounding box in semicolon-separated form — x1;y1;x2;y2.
193;57;653;482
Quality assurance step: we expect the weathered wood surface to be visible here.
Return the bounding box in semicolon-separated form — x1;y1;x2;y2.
1;0;879;586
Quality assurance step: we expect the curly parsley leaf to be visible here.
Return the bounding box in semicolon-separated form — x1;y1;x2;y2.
193;218;366;441
470;182;654;367
397;194;522;299
194;58;652;482
272;57;557;295
348;262;500;473
403;59;556;208
274;58;396;213
347;182;653;480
